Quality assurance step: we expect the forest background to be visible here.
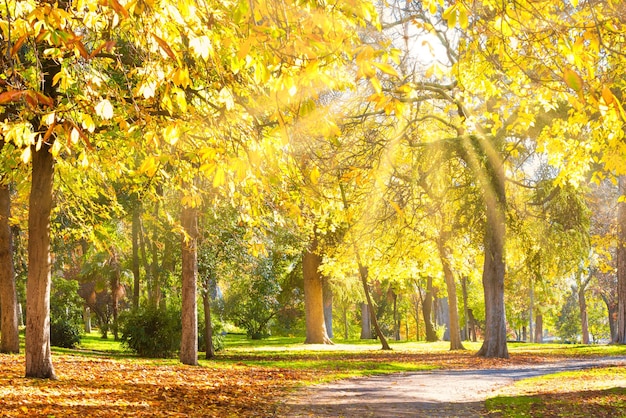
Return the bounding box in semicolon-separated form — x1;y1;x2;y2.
0;0;625;382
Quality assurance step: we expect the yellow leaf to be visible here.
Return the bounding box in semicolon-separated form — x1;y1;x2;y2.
21;146;31;164
173;67;190;88
95;99;114;120
213;166;225;188
372;61;399;78
310;166;321;185
162;124;180;145
370;76;382;94
81;113;95;133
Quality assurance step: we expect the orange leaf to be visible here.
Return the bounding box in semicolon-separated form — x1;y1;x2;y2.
0;90;27;104
35;92;54;107
10;35;27;57
152;33;177;60
108;0;129;18
563;68;583;92
90;40;117;59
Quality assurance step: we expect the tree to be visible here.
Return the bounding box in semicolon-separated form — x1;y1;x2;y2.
180;204;199;365
0;170;19;353
303;237;333;344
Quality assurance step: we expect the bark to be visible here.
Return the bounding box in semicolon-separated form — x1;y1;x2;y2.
358;265;391;350
461;277;469;341
422;277;438;342
110;253;121;341
601;293;617;341
392;291;400;341
180;205;199;365
131;205;141;309
0;180;19;353
360;302;372;339
26;142;56;379
476;152;509;359
322;276;334;339
83;306;91;334
303;238;332;344
437;238;465;350
616;175;626;344
202;289;214;359
151;199;161;307
578;285;590;344
534;313;543;343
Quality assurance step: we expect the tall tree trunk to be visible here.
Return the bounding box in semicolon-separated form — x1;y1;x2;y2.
323;276;334;339
534;313;543;343
131;204;141;309
83;306;91;334
110;253;121;341
360;302;372;339
303;237;332;344
422;277;438;342
151;200;161;307
476;155;509;358
437;238;465;350
601;294;617;342
0;180;19;353
392;291;400;341
26;142;56;379
462;277;469;341
529;276;534;342
616;175;626;343
180;205;198;365
578;285;589;344
342;304;349;340
202;288;214;359
358;265;391;350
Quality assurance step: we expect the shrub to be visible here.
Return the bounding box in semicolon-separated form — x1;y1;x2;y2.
120;306;181;358
198;321;225;353
50;319;82;348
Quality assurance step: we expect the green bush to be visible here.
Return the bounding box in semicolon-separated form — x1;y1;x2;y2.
198;321;225;353
120;306;181;358
50;319;82;348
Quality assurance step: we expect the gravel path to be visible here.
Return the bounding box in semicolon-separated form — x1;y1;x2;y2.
278;357;626;417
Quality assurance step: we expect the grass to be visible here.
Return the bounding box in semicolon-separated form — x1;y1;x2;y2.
486;367;626;417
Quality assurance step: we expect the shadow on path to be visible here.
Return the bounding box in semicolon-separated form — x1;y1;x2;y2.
278;357;626;417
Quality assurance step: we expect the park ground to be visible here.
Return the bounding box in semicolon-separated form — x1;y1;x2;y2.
1;334;626;417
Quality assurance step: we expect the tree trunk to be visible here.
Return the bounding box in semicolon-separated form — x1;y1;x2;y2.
83;306;91;334
202;289;214;359
476;155;509;358
358;265;391;350
131;205;141;309
616;175;626;343
422;277;438;342
0;180;19;353
578;285;589;344
180;205;199;365
342;305;349;340
437;238;465;350
323;276;334;339
303;238;332;344
110;253;121;341
392;291;400;341
25;142;56;379
462;277;469;342
601;294;617;342
534;313;543;343
151;199;161;307
360;302;372;339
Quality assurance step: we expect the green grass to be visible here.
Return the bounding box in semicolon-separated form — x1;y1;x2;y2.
486;367;626;417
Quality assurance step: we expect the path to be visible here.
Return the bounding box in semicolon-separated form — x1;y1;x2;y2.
278;357;626;417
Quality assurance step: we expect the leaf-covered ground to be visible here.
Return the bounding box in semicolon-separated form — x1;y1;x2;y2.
0;354;321;417
2;340;626;417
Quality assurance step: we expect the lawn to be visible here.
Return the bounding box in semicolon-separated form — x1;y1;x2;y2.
1;333;625;416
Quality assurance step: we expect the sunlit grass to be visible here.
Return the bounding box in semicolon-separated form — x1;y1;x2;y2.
486;367;626;417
